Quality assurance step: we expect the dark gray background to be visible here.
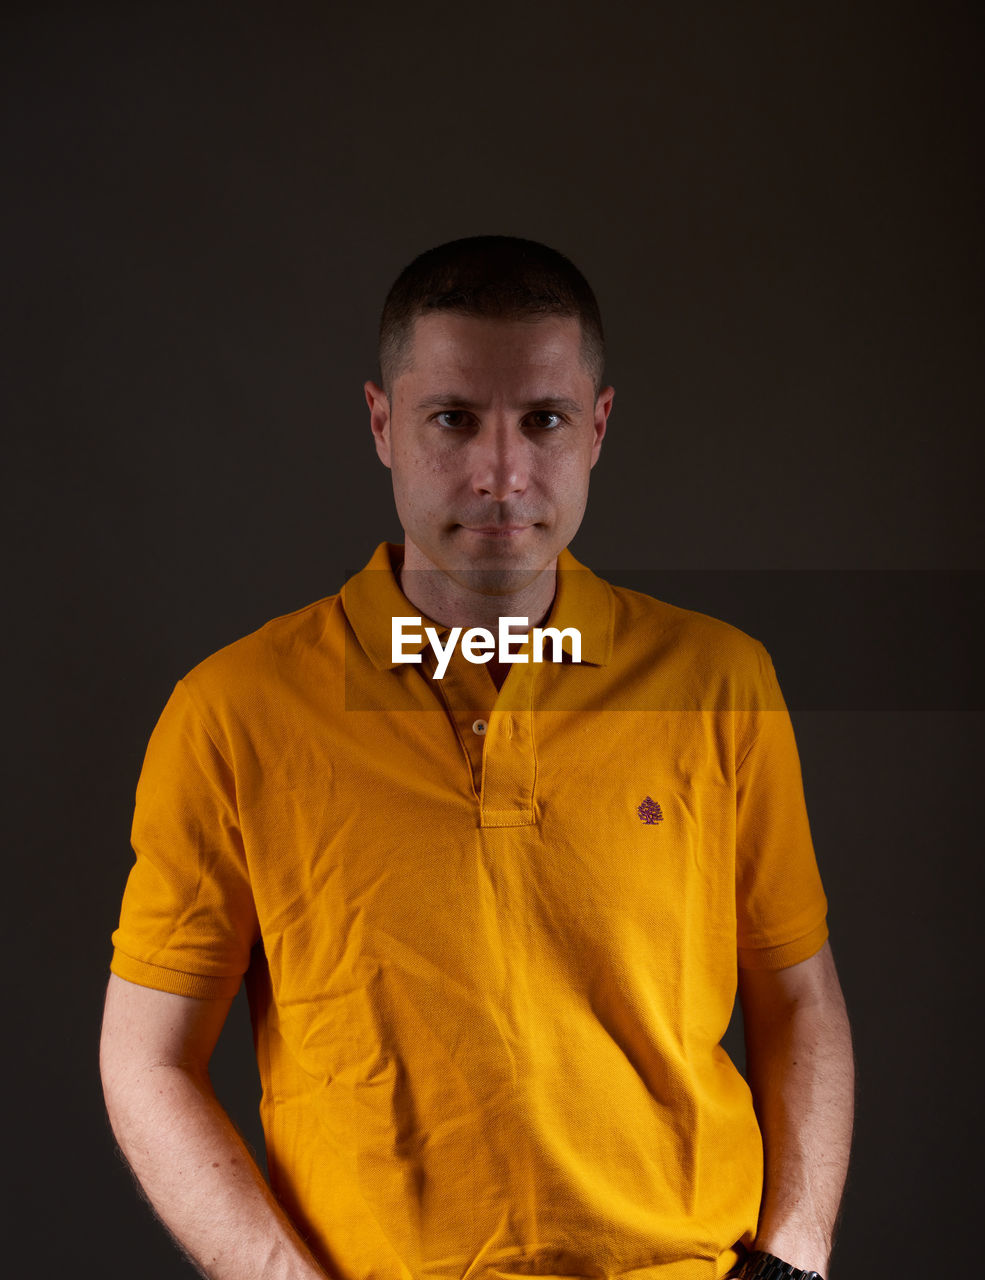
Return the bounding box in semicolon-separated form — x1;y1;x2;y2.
5;2;983;1275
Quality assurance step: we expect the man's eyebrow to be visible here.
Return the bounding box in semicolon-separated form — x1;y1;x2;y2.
413;394;584;413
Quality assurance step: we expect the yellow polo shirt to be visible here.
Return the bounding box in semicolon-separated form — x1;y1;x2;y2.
111;542;828;1280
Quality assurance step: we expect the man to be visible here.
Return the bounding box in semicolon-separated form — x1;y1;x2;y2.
101;236;853;1280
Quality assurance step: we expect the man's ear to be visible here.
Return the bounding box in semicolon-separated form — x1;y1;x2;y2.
364;380;392;468
590;385;615;467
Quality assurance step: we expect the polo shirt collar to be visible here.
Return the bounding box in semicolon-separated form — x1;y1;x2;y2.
341;542;613;671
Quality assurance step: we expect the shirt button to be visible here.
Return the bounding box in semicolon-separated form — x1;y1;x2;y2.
472;719;488;736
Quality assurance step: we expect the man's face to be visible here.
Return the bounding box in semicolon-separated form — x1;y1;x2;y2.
365;312;613;597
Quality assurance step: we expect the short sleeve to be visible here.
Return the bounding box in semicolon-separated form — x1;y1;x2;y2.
734;649;828;970
110;679;260;998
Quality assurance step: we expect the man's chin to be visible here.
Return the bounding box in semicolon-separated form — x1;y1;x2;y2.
401;528;561;598
443;527;560;594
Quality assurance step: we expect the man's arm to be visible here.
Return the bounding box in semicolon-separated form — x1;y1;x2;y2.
737;941;854;1277
99;973;329;1280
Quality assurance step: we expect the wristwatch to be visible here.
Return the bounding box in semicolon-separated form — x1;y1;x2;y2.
733;1250;825;1280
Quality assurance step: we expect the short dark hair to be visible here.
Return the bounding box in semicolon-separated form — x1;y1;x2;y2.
378;235;605;397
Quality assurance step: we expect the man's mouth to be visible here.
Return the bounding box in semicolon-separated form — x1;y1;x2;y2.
462;524;533;536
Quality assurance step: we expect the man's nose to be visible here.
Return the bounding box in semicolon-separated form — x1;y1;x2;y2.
471;425;529;500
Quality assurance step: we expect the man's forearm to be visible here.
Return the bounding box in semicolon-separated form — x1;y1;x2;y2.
104;1061;327;1280
740;945;855;1276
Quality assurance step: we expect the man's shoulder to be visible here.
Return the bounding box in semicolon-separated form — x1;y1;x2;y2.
180;590;345;703
608;578;765;659
601;576;778;706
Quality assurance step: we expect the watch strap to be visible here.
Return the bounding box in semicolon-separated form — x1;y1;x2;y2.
734;1249;824;1280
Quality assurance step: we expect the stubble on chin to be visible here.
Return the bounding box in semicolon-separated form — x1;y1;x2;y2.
441;525;560;596
399;522;564;618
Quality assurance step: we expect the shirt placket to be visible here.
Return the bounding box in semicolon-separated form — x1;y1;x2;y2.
422;647;538;827
422;646;494;793
478;661;537;828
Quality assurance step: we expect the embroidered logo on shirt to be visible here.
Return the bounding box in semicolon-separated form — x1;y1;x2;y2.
637;796;664;825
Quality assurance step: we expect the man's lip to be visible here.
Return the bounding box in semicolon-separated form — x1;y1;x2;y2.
461;524;533;535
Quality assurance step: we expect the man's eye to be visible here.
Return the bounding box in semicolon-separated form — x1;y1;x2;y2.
528;411;563;430
435;410;472;429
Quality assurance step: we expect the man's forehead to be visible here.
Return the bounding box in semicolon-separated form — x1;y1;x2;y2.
397;312;591;394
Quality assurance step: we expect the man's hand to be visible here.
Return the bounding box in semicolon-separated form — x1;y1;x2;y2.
99;973;329;1280
737;941;854;1278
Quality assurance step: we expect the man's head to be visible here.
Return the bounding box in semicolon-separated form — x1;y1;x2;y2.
377;235;606;400
365;236;614;603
